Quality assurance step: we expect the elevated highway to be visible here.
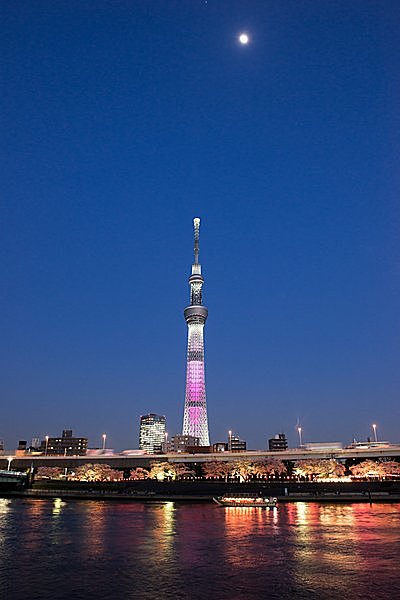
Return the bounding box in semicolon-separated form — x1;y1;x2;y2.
1;445;400;471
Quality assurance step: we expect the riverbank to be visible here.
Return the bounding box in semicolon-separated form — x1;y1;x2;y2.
2;479;400;503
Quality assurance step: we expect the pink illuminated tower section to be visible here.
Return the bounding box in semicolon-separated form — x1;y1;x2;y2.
182;218;210;446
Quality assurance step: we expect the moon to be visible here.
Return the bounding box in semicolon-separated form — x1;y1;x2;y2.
239;33;249;45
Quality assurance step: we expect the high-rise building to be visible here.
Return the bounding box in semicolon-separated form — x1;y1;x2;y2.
182;218;210;446
139;414;166;454
230;434;247;452
39;429;88;456
268;433;288;451
168;434;200;453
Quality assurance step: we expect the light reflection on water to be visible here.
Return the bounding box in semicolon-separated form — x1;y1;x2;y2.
0;499;400;599
52;497;66;517
0;498;11;545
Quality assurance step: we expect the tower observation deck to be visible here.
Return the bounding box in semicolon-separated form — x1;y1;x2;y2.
182;218;210;446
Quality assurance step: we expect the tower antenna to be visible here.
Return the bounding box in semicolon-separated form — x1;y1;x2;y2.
193;217;200;264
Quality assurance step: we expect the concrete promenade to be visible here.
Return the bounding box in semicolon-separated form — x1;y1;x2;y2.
3;479;400;503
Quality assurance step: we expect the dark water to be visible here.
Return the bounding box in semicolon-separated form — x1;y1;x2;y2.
1;498;400;600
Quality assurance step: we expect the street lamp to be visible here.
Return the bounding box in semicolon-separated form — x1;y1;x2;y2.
45;435;49;456
164;431;168;453
372;423;378;443
297;427;303;447
102;433;107;451
228;430;232;451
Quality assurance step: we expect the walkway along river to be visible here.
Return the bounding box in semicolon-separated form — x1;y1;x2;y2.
2;478;400;503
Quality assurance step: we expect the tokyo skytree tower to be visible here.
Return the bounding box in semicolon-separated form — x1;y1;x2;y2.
182;217;210;446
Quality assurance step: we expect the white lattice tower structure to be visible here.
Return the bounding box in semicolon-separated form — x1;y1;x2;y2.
182;218;210;446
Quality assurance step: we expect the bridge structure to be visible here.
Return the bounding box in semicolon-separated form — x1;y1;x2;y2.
2;445;400;471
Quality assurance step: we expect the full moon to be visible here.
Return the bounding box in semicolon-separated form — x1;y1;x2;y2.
239;33;249;45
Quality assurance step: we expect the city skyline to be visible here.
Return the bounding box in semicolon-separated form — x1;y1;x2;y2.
2;418;390;455
1;2;399;450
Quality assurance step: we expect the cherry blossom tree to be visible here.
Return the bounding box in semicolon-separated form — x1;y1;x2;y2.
273;460;288;477
149;461;175;480
229;460;254;482
294;459;345;480
350;460;388;479
130;467;150;480
252;460;287;479
380;461;400;477
172;463;195;480
36;466;63;479
201;461;231;481
74;463;123;481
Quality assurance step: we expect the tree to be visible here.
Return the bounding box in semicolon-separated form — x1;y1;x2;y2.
317;459;345;479
149;461;175;481
251;460;275;479
350;460;387;479
274;461;288;477
130;467;150;480
36;466;63;479
293;460;320;479
73;463;123;481
294;459;345;480
172;463;195;480
229;460;254;482
252;460;287;479
201;461;231;481
380;461;400;477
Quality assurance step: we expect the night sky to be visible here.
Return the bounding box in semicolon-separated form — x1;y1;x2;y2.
1;1;399;451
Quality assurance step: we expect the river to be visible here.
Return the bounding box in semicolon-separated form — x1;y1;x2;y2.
1;498;399;599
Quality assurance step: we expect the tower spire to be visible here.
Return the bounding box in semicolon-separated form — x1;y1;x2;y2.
182;217;210;446
193;217;200;265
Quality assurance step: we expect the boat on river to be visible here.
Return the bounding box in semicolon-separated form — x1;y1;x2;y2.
213;493;277;508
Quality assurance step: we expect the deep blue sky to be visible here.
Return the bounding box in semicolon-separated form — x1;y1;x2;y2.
1;1;399;451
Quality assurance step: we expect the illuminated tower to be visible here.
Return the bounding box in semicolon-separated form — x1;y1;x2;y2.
182;218;210;446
